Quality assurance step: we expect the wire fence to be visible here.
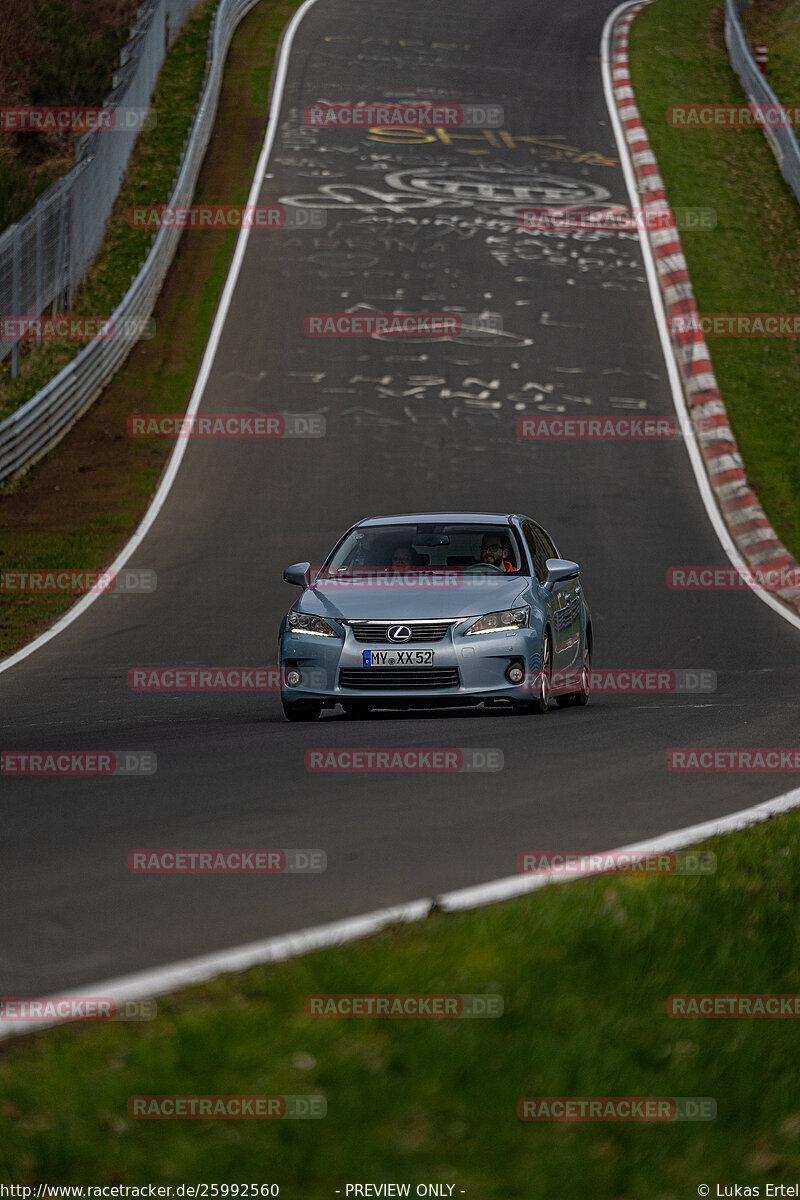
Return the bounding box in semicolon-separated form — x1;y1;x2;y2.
0;0;202;374
725;0;800;205
0;0;266;482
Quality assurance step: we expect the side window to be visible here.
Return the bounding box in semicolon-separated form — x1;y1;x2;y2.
523;523;547;584
533;524;559;562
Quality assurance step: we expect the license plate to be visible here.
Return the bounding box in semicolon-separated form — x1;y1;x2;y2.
363;649;434;667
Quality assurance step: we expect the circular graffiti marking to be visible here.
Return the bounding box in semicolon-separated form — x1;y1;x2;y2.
384;167;610;207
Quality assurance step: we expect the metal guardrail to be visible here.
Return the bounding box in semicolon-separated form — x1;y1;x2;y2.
725;0;800;205
0;0;262;482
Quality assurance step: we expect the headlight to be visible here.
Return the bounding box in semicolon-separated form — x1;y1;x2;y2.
287;610;339;637
464;607;530;635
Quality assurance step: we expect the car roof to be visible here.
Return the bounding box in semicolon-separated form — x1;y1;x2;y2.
354;512;526;527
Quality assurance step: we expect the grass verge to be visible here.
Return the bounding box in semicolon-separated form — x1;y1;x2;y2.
1;812;800;1191
0;0;139;231
741;0;800;107
629;0;800;559
0;0;301;658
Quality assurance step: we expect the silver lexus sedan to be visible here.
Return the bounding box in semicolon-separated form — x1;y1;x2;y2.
278;512;592;720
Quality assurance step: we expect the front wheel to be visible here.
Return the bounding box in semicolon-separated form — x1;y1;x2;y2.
557;636;590;707
515;631;552;714
282;700;322;722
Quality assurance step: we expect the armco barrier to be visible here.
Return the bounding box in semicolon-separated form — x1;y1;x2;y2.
0;0;263;483
725;0;800;205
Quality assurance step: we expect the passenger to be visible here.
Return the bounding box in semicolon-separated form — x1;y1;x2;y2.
480;533;517;573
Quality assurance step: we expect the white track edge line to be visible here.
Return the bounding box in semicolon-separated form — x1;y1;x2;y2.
0;0;322;679
2;785;799;1040
601;0;800;634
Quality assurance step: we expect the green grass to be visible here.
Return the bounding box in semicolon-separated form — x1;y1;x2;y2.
630;0;800;559
741;0;800;107
0;0;139;231
0;0;218;423
28;0;136;107
2;812;800;1191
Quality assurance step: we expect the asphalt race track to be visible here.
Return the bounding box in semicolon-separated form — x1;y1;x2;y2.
2;0;800;997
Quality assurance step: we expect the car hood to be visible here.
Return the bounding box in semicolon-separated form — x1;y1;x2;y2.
295;575;531;621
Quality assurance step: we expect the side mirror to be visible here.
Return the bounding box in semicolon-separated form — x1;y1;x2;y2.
543;558;580;591
283;561;311;588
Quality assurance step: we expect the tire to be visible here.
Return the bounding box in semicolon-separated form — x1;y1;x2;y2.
557;635;590;707
516;630;552;714
341;701;372;718
282;700;322;722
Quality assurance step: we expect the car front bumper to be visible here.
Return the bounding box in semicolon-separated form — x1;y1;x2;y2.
279;621;547;706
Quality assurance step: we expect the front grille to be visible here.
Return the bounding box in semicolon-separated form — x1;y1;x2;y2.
348;621;453;643
339;668;461;691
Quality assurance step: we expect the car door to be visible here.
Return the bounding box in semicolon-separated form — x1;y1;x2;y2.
523;522;579;670
522;522;566;668
533;523;582;669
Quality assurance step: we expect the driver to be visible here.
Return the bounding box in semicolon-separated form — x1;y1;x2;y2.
480;532;517;573
391;543;421;568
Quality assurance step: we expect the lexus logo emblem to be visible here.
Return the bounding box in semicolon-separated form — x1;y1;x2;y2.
386;625;412;643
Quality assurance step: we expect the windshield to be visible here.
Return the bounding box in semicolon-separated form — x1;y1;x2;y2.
322;523;529;575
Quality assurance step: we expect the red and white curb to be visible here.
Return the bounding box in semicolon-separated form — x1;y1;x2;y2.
608;1;800;616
